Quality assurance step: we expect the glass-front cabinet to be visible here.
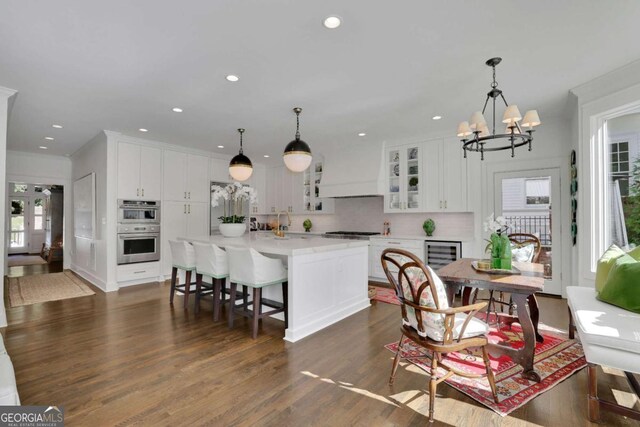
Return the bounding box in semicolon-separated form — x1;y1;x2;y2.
385;144;423;212
302;157;334;214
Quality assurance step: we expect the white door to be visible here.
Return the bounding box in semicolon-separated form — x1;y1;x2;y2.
186;154;210;203
117;142;141;199
494;168;562;295
9;196;29;254
139;146;162;200
186;202;209;238
30;195;46;254
163;150;187;201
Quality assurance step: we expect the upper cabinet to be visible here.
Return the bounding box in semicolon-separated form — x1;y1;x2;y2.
384;139;468;213
117;142;162;200
384;144;424;212
248;166;268;215
302;157;334;214
163;150;210;202
423;138;468;212
263;166;314;214
210;157;233;183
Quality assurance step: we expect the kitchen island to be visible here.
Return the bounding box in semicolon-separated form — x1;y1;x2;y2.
179;233;370;342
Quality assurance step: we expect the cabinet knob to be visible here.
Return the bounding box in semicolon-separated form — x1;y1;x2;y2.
141;188;144;197
184;191;187;199
444;200;447;209
188;204;191;214
184;204;186;214
188;192;191;199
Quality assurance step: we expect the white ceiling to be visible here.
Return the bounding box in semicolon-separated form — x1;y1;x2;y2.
2;1;640;162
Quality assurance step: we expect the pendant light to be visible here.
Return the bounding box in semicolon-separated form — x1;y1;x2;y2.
229;128;253;181
283;107;312;172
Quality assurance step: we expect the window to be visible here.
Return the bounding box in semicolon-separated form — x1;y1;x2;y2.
34;198;44;230
525;178;550;205
13;183;27;193
610;141;630;196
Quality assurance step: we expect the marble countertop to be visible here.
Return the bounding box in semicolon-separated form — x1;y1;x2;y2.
181;233;369;256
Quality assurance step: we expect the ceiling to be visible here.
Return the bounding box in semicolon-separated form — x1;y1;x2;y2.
2;1;640;162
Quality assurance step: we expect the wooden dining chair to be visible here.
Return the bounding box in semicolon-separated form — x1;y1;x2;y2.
508;233;541;263
381;248;498;423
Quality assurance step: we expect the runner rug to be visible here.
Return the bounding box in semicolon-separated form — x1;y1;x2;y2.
385;324;586;416
8;271;95;307
370;285;400;306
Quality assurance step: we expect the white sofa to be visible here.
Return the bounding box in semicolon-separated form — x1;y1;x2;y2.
566;286;640;422
0;334;20;405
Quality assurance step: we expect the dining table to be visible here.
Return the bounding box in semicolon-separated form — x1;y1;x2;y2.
438;258;545;382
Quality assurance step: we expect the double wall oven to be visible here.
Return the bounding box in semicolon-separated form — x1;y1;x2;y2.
117;200;161;265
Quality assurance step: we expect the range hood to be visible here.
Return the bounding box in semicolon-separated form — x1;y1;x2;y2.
319;140;385;198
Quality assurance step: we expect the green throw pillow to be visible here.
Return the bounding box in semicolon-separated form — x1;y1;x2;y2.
597;254;640;314
628;246;640;261
595;245;626;293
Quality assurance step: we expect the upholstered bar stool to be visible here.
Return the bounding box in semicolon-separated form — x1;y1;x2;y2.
226;247;288;339
192;242;229;320
169;240;208;310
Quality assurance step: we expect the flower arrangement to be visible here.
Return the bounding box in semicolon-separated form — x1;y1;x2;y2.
211;182;257;224
483;213;512;270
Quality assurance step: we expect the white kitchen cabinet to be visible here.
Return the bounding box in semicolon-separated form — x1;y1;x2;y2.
423;138;468;212
369;237;425;280
161;200;209;275
301;157;334;214
210;157;232;183
249;166;268;215
384;144;424;213
163;151;210;202
264;166;297;214
117;142;162;200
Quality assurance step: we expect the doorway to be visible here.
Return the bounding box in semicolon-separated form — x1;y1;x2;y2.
494;168;562;295
6;182;64;275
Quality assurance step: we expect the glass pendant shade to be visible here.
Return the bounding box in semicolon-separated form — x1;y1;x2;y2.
283;107;312;172
228;128;253;181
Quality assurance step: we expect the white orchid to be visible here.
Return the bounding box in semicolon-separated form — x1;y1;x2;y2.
211;182;258;223
483;213;510;234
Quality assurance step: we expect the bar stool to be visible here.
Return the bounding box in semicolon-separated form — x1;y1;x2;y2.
169;240;211;310
226;247;288;339
192;242;229;320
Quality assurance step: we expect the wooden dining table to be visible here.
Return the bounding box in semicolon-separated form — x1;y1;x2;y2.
438;258;545;382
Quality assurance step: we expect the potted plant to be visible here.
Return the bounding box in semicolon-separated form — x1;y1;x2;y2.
303;218;312;232
409;176;419;191
423;218;435;236
211;182;257;237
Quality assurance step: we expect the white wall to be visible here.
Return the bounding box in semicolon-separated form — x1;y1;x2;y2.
70;132;115;291
6;151;73;267
0;86;18;327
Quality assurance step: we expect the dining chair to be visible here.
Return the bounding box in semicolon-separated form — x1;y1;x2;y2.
226;247;288;339
192;242;228;320
381;248;498;423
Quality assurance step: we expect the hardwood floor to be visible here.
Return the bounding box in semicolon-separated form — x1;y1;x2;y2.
2;277;638;426
6;260;63;278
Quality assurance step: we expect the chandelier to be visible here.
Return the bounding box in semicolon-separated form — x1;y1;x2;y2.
457;58;541;160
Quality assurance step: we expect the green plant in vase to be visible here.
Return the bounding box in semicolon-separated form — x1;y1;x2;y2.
423;218;435;236
484;213;512;270
303;218;312;232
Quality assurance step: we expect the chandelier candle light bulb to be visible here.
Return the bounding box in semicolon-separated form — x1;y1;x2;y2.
457;57;541;160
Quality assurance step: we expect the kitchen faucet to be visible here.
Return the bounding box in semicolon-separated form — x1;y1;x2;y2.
273;210;292;238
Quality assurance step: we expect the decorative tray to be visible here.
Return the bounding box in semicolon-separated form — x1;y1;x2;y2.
471;261;521;275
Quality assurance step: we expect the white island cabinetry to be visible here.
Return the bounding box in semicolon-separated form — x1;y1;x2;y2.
180;234;370;342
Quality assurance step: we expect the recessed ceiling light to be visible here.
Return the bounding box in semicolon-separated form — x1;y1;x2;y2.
172;107;183;113
226;75;239;82
39;146;48;150
217;145;224;149
263;155;270;158
52;124;63;129
323;16;342;29
432;115;442;120
358;132;366;137
44;137;54;140
138;128;148;132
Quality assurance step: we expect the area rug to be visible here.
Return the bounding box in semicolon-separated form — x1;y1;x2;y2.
385;324;586;416
8;271;95;307
7;255;47;267
370;286;400;306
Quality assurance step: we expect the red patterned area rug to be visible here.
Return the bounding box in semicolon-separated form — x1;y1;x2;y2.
370;286;400;306
385;324;586;416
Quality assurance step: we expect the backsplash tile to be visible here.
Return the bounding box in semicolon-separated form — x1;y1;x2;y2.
261;197;474;238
